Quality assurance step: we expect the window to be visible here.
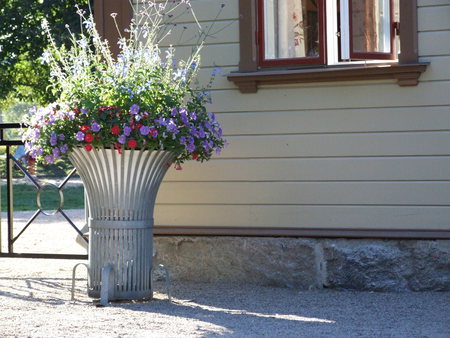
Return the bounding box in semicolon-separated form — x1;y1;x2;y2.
260;0;325;66
228;0;427;93
260;0;399;66
343;0;397;61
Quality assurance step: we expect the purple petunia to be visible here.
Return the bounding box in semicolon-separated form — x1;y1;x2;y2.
59;133;65;141
130;104;140;115
166;119;179;134
208;112;216;121
76;131;85;141
179;108;189;125
48;114;56;124
118;134;126;144
189;125;197;137
53;147;61;158
81;107;88;114
204;120;212;131
171;108;178;117
45;154;54;164
139;126;150;136
60;144;69;153
32;129;40;141
50;132;58;146
186;143;195;153
197;126;206;138
123;126;132;136
91;122;101;132
154;117;166;126
201;140;213;151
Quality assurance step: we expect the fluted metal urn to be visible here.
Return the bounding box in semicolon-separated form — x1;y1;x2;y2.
69;147;174;301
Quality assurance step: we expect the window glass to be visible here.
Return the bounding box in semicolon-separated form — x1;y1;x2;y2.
351;0;391;54
264;0;320;60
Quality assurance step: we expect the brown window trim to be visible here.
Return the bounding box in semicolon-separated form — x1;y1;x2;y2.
228;0;428;93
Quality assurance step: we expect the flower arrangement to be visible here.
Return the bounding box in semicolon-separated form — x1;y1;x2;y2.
21;0;226;169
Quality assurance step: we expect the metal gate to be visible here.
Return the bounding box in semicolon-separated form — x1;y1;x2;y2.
0;123;88;259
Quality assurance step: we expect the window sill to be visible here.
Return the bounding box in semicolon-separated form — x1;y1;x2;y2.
227;63;428;93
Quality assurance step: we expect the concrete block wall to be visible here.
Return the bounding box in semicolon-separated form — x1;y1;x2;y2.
154;237;450;291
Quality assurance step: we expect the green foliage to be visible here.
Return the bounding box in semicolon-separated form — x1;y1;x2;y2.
0;0;89;105
0;98;34;123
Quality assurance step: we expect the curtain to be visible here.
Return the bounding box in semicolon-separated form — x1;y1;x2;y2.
264;0;318;59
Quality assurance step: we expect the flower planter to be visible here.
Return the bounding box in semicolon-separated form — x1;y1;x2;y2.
20;2;227;304
69;147;174;300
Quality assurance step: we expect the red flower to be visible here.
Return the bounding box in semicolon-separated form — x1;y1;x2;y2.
150;128;158;137
96;136;100;140
192;153;199;160
114;143;123;155
74;108;80;114
135;123;143;130
127;139;137;149
111;125;121;135
85;144;93;152
81;125;90;132
85;134;93;143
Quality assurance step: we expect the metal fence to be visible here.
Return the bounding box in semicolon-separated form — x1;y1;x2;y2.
0;123;88;259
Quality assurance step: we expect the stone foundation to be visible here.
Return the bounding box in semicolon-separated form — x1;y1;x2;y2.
154;237;450;291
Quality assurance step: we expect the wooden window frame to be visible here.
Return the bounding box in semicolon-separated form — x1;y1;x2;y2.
348;0;396;60
228;0;428;93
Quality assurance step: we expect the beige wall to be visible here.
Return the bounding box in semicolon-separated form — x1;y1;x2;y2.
135;0;450;233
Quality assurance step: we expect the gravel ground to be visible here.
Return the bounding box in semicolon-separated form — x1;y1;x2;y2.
1;210;449;337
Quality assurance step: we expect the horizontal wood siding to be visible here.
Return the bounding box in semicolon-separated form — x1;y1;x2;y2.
133;0;450;236
154;205;450;230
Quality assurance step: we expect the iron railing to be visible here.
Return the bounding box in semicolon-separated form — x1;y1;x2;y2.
0;123;88;259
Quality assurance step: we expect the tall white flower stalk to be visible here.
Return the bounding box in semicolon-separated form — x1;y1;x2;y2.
41;0;213;108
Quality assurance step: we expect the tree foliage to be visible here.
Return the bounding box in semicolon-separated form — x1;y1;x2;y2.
0;0;89;105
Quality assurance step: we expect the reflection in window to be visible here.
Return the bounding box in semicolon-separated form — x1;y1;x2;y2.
264;0;319;60
351;0;391;54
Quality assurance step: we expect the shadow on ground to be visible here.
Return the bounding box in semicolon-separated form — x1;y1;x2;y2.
1;273;449;337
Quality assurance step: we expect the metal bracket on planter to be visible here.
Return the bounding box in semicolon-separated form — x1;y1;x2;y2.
152;264;172;302
71;263;90;301
100;265;115;306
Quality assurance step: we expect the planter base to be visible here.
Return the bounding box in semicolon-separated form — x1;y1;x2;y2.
87;225;153;300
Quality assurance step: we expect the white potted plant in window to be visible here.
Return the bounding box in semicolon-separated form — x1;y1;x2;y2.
21;1;226;301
